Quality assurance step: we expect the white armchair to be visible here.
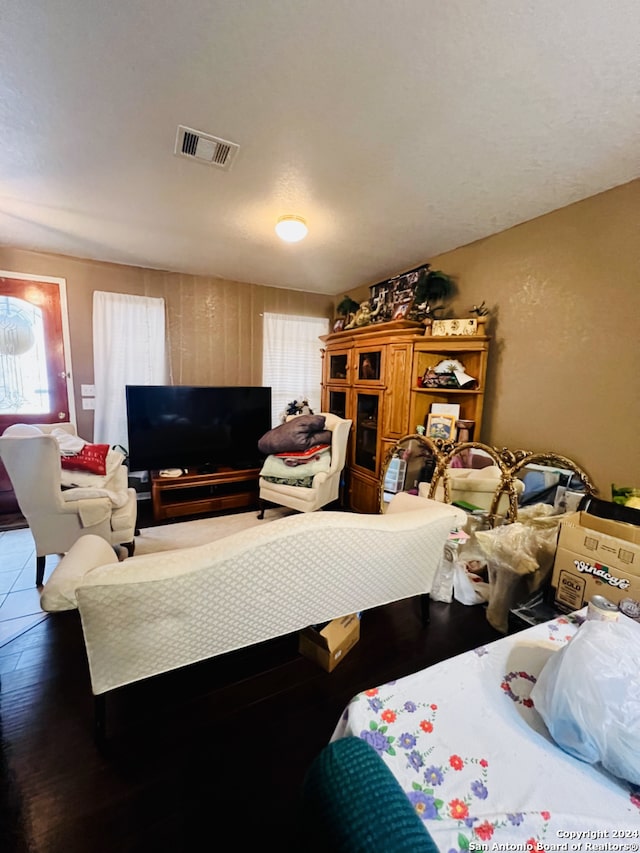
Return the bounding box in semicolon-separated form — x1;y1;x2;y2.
0;423;137;586
257;412;352;517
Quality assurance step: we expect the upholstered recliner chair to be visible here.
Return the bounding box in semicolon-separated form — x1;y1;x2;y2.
0;422;137;586
257;412;352;518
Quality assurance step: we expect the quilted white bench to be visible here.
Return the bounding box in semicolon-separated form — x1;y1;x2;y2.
41;493;465;734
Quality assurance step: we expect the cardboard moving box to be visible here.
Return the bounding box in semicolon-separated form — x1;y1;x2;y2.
299;613;360;672
551;511;640;612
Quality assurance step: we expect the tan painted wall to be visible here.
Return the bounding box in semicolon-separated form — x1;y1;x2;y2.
0;249;333;440
344;179;640;494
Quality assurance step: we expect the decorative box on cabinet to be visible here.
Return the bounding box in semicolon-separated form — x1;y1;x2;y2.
320;321;422;514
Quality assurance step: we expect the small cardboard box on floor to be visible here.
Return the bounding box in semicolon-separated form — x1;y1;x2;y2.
551;511;640;612
299;613;360;672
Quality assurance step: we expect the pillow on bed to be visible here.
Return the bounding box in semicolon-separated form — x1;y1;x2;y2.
258;415;332;455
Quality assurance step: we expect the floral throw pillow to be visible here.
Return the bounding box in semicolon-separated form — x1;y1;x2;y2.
60;443;111;475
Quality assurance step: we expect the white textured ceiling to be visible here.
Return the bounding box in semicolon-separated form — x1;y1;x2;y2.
1;1;639;295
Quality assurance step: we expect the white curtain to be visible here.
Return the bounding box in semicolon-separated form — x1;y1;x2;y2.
262;312;329;425
92;291;167;449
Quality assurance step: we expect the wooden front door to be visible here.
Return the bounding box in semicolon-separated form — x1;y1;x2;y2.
0;272;74;515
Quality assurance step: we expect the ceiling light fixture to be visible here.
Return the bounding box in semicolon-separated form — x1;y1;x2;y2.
275;215;308;243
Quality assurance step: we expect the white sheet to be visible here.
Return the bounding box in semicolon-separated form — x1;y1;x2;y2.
331;609;640;849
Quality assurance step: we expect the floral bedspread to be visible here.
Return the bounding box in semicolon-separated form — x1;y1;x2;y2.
331;611;640;851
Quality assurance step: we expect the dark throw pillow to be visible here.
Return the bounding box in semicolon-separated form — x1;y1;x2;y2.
258;415;332;455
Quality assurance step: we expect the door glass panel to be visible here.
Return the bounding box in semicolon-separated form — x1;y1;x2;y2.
355;393;379;472
0;296;50;414
357;350;381;381
329;353;348;380
328;389;347;419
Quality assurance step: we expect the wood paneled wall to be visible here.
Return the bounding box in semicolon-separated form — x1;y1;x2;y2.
0;249;333;440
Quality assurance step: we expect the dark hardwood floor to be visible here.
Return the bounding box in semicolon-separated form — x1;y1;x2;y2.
0;584;503;853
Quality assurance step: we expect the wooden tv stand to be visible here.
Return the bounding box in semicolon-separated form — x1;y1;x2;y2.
150;467;261;522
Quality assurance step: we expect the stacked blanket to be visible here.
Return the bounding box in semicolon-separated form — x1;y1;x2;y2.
258;415;332;488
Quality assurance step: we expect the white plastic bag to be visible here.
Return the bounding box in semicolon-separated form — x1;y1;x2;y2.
430;542;458;603
530;616;640;785
475;512;563;632
452;562;490;605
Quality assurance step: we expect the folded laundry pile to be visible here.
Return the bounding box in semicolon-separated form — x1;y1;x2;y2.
258;415;333;487
273;444;330;467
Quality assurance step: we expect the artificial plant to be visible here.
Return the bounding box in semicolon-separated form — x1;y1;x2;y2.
411;265;456;320
336;295;360;318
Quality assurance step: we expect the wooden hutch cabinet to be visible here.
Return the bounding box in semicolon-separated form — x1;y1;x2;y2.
320;321;422;514
321;321;490;513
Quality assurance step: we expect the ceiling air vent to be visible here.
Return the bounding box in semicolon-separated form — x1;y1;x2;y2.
174;125;240;170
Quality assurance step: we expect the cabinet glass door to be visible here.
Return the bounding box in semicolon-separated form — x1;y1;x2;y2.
355;347;382;383
354;391;380;473
326;389;347;419
328;351;349;382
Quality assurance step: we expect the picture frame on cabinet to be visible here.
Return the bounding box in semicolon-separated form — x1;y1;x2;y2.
425;412;457;441
392;299;413;320
430;402;461;419
332;318;346;333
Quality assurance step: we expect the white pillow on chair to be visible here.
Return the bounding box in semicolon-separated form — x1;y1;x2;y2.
2;424;43;436
51;426;87;455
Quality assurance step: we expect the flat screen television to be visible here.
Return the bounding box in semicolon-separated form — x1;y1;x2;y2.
125;385;272;473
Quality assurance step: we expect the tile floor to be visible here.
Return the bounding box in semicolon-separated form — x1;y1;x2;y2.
0;526;58;647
